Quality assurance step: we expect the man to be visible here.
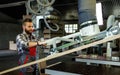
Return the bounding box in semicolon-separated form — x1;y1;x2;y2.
16;18;46;75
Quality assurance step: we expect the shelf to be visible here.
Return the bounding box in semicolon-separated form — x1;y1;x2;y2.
75;54;120;66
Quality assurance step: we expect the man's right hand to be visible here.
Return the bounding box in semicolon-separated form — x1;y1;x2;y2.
37;41;47;46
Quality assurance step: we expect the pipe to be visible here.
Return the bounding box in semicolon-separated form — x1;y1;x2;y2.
0;1;26;8
43;6;60;31
26;0;60;31
78;0;100;36
36;0;55;7
43;14;60;31
106;15;115;57
26;0;45;15
78;0;96;24
107;15;115;29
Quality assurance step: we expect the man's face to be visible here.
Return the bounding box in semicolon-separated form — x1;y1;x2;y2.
23;22;34;34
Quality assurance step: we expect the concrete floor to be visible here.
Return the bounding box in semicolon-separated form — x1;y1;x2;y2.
0;50;120;75
0;55;19;75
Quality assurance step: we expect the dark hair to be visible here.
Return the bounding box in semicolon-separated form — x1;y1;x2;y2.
22;18;32;25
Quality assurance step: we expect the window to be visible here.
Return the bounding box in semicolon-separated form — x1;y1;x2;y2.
65;24;78;33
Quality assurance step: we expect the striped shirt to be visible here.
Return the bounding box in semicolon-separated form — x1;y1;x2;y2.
16;32;36;55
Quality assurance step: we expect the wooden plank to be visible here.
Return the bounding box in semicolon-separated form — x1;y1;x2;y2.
1;34;120;75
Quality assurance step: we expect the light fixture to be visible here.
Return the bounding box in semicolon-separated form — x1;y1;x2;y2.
96;2;103;25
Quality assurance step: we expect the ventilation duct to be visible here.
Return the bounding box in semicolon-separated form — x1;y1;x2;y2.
78;0;100;36
78;0;96;24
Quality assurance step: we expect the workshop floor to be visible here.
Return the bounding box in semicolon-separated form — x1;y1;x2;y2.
47;61;120;75
0;50;120;75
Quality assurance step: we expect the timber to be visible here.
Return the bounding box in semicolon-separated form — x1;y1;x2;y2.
1;34;120;75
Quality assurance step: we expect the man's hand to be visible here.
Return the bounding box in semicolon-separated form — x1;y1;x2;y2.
37;41;47;46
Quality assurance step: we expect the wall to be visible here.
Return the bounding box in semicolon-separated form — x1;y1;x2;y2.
0;23;22;49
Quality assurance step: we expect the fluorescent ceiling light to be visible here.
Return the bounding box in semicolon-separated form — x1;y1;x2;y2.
96;2;103;25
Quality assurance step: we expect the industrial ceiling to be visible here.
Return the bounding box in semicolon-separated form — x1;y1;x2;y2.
0;0;120;20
